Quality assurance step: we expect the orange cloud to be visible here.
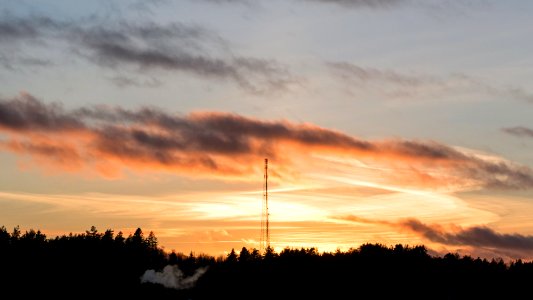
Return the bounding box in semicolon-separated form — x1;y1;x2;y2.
1;92;533;190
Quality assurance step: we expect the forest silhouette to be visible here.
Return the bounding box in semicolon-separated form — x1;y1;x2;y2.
0;225;531;299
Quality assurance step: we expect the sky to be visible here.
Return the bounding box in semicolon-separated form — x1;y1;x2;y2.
2;0;533;259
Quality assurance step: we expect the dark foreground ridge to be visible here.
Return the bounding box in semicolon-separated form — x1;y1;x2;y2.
0;226;532;299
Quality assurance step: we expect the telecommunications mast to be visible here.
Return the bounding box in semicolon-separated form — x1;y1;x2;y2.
260;158;270;253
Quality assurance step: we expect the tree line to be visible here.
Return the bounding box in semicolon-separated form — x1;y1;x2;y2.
0;225;532;299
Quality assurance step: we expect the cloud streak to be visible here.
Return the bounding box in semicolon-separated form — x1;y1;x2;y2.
197;0;408;8
198;0;485;11
1;92;533;189
303;0;408;8
502;126;533;138
0;16;63;42
327;62;533;103
72;23;294;93
327;62;428;86
0;16;295;94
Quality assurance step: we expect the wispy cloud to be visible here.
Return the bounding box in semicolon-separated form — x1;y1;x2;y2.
195;0;407;8
327;62;533;103
302;0;408;8
0;15;64;69
0;16;295;94
110;76;162;88
502;126;533;138
71;22;294;93
198;0;250;3
0;15;62;42
1;92;533;190
196;0;486;11
327;62;429;86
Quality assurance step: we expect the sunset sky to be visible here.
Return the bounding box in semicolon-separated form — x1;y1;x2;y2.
2;0;533;259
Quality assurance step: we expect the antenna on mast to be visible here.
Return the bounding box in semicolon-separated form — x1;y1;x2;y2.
260;158;270;253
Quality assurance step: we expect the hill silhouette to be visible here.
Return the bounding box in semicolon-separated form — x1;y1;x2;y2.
0;225;531;299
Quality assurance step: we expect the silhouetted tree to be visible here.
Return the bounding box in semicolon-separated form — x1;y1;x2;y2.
102;229;114;242
226;248;237;263
2;225;533;300
11;225;21;240
238;247;250;263
250;248;261;261
128;227;144;246
0;226;9;247
146;231;158;249
115;231;125;244
169;251;178;265
263;246;277;260
86;225;99;238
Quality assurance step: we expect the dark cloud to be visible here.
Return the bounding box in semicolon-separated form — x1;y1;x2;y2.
73;24;293;93
0;15;63;42
1;93;533;187
384;140;533;189
403;219;533;252
340;215;533;257
74;103;374;156
0;93;84;132
69;103;371;153
467;160;533;190
502;126;533;138
387;140;467;160
0;17;295;94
